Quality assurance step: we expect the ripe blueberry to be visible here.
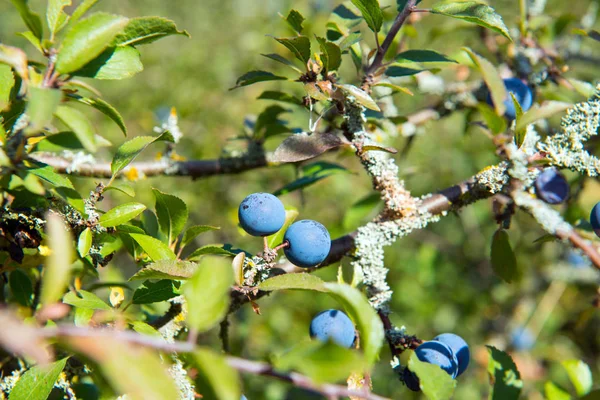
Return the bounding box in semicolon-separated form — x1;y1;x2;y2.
284;220;331;268
433;333;470;377
309;309;356;348
238;193;285;237
414;340;459;378
534;168;569;204
590;202;600;238
403;368;421;392
487;78;534;120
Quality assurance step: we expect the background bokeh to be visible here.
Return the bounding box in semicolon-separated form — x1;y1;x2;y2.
2;0;600;398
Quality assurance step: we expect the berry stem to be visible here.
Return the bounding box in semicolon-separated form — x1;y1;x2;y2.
272;241;289;252
263;236;270;253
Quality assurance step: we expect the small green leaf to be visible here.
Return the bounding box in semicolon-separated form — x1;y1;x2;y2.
316;37;342;71
27;163;85;213
395;49;456;64
54;105;97;152
113;16;189;47
231;70;287;90
0;65;14;112
41;213;74;306
191;347;241;400
463;47;506;116
258;273;327;292
477;103;507;135
431;1;512;40
9;358;68;400
69;94;127;136
181;225;220;248
74;307;94;326
129;259;199;281
16;31;43;54
284;10;305;34
268;209;299;248
26;87;62;134
261;53;303;73
104;181;135;197
153;188;188;245
9;270;33;307
336;84;380;111
73;46;143;80
187;245;236;260
544;382;572;400
10;0;43;40
350;0;383;33
385;66;424;77
324;283;384;368
231;252;245;286
55;12;129;74
77;227;93;257
258;91;303;106
487;345;523;400
131;321;160;336
128;233;176;261
63;290;112;310
515;101;571;133
183;257;233;332
132;279;179;304
275;36;311;64
491;229;518;283
408;352;456;400
110;132;170;177
66;0;99;29
99;202;146;228
273;162;350;196
47;0;72;37
511;93;526;146
562;359;592;397
0;43;29;79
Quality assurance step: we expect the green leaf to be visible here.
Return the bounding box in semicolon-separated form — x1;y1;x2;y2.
231;70;287;90
562;359;592;397
128;233;176;261
284;10;305;34
41;213;74;306
463;47;506;116
9;358;68;400
385;66;424;77
0;65;14;112
514;101;571;133
491;229;518;283
69;94;127;136
0;44;29;79
66;0;99;29
110;132;170;177
26;163;85;213
408;352;456;400
191;348;241;400
73;46;143;80
511;93;526;146
343;193;381;230
131;321;160;336
113;16;189;47
16;31;43;54
431;1;511;40
544;382;572;400
55;12;129;74
316;37;342;71
63;290;111;310
104;181;135;197
273;162;350;196
187;245;236;260
26;87;62;134
10;0;43;40
336;84;380;111
181;225;220;248
261;53;303;73
99;202;146;228
395;50;456;64
9;270;33;307
268;209;299;248
153;188;188;245
253;105;291;140
183;257;233;332
129;259;199;281
350;0;383;32
74;307;94;326
231;252;245;286
276;340;366;383
258;273;327;292
257;91;303;106
47;0;72;37
275;36;312;64
132;279;179;304
486;345;523;400
77;227;93;257
477;103;507;135
54;105;97;152
324;283;384;368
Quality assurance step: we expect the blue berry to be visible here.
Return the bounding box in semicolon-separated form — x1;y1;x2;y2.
535;168;569;204
414;341;459;378
590;202;600;238
403;368;421;392
487;78;534;119
433;333;470;377
238;193;285;237
510;327;535;351
284;220;331;268
309;309;355;348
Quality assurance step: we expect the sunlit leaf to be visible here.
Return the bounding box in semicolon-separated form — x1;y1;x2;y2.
487;345;523;400
350;0;383;32
128;233;176;261
181;225;220;248
562;359;592;397
26;87;62;134
69;94;127;136
191;347;241;400
99;202;146;228
336;84;380;111
153;188;188;245
73;46;143;80
63;290;112;310
9;358;68;400
77;227;93;257
129;259;199;281
41;213;74;305
258;273;327;292
431;1;511;40
54;105;97;152
463;47;506;116
113;16;189;47
408;352;456;400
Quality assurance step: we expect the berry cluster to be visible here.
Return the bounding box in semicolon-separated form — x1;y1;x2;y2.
238;193;331;268
404;333;470;391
